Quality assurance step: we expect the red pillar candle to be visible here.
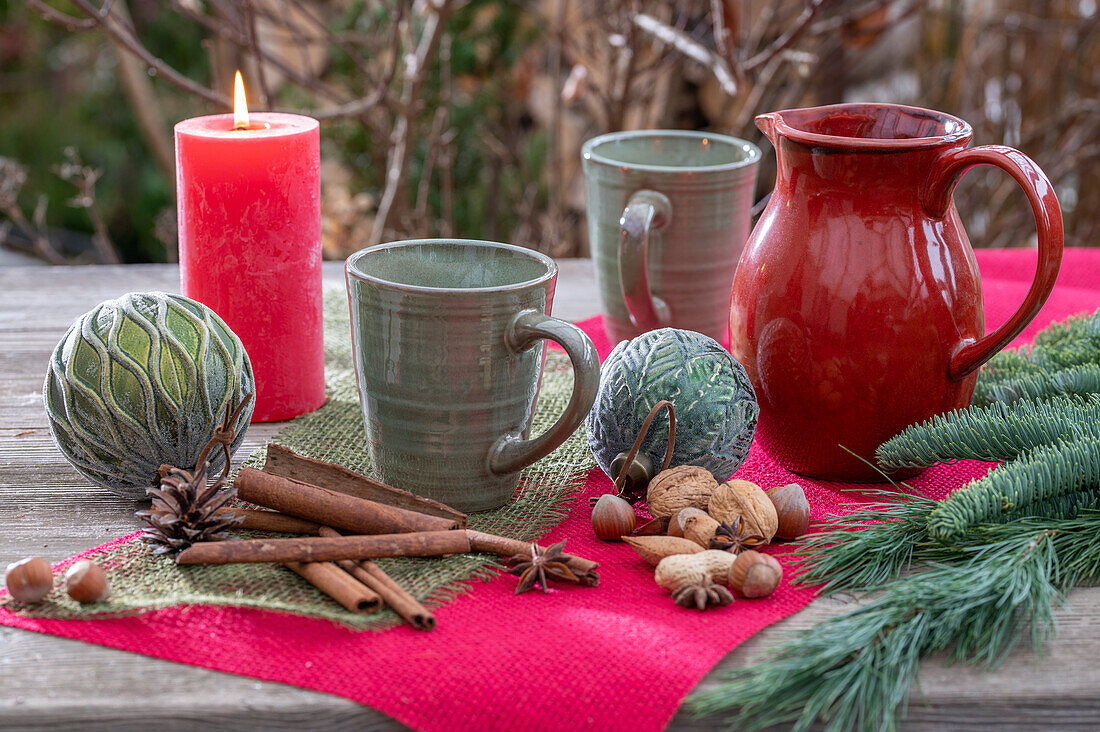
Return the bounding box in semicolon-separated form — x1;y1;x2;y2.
175;111;325;422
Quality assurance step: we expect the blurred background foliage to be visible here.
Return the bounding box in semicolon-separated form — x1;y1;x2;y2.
0;0;1097;263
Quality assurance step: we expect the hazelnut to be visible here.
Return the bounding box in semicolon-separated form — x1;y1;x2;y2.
4;557;53;603
709;479;778;544
766;483;811;539
590;493;636;541
728;550;782;598
646;465;717;517
667;507;708;538
64;560;111;604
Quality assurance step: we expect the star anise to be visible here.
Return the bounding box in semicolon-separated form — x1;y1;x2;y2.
709;515;765;553
506;541;580;594
671;577;735;610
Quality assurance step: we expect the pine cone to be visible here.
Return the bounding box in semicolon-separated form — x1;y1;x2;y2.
136;462;242;555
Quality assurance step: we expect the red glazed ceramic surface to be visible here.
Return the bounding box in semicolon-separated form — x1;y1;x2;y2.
729;103;1063;481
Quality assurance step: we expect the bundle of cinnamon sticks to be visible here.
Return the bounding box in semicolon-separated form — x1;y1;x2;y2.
182;445;598;630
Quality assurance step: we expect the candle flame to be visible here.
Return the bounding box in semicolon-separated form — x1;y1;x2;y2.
233;71;249;130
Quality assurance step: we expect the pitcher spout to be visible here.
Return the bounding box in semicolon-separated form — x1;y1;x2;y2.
755;104;972;152
755;112;781;146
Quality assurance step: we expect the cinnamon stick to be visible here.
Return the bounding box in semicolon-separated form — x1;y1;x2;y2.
264;444;467;526
319;527;436;631
235;467;458;535
465;530;600;587
177;531;471;565
218;507;322;535
284;561;381;613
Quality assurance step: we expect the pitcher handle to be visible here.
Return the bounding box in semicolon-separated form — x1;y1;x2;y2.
488;310;600;475
922;145;1064;381
619;190;673;332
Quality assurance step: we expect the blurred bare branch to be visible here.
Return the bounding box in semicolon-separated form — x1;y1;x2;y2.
633;12;738;96
743;0;823;70
0;158;67;264
55;147;120;264
12;0;1100;260
369;0;454;247
28;0;230;106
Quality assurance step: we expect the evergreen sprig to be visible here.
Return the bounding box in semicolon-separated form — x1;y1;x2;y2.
877;393;1100;469
876;393;1100;543
691;515;1100;732
691;309;1100;730
973;310;1100;405
928;430;1100;541
976;362;1100;405
792;488;937;594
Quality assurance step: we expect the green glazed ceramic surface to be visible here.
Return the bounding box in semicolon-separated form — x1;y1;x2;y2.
43;291;255;499
581;130;760;345
345;239;600;512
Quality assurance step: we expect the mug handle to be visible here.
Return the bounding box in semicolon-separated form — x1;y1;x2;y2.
619;190;673;332
488;310;601;475
922;145;1064;381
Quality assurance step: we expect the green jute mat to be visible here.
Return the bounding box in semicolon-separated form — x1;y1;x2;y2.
3;291;597;628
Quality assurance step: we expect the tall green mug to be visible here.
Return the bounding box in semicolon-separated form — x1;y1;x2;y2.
345;239;600;512
582;130;761;344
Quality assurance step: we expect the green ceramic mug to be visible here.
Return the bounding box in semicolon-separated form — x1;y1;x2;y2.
345;239;600;512
581;130;760;344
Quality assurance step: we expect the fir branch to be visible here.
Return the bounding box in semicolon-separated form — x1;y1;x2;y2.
793;487;938;594
703;310;1100;731
1031;309;1100;354
877;393;1100;469
689;515;1100;732
928;430;1100;542
974;309;1100;405
975;347;1042;388
975;362;1100;405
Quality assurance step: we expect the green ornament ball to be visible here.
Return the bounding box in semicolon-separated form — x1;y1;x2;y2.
585;328;758;482
43;292;255;500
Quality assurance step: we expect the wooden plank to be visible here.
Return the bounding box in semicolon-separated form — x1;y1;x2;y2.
1;261;1098;730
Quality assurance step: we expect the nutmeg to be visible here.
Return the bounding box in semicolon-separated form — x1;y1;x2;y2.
591;493;636;541
63;560;110;604
646;465;718;517
622;535;704;566
728;550;782;598
766;483;810;539
4;557;53;603
682;513;721;548
708;479;778;544
668;507;708;538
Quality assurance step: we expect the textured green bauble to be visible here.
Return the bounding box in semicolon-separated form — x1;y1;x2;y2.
43;292;255;500
585;328;758;481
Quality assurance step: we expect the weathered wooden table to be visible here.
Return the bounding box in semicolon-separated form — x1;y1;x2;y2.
2;262;1098;730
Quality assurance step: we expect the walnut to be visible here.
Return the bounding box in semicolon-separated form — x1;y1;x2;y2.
708;479;778;544
645;465;718;518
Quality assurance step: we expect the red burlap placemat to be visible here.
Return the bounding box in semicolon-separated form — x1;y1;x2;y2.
2;248;1098;731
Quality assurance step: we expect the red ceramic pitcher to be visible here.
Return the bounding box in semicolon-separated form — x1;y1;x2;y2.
729;103;1063;481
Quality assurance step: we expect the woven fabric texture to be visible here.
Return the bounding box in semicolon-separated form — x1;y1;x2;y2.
1;293;595;629
0;249;1098;732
